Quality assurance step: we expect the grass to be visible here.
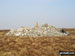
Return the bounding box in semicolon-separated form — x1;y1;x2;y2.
0;29;75;56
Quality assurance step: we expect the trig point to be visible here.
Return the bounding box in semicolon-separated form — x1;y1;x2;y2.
34;22;38;29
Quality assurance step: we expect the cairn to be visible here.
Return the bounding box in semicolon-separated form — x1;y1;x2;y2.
6;22;68;37
34;22;38;29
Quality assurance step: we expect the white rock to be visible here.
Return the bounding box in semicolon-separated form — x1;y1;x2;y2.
6;23;68;37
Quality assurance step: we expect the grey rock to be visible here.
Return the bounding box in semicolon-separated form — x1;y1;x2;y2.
6;23;68;37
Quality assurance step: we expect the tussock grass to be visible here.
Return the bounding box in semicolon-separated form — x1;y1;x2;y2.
0;29;75;56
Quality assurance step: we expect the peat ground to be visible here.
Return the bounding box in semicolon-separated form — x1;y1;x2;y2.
0;29;75;56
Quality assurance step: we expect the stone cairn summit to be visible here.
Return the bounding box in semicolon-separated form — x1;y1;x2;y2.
34;22;38;29
6;22;68;37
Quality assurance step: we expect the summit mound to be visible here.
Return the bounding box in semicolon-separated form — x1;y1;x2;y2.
6;22;68;37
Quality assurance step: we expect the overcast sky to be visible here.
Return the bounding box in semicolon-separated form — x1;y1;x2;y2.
0;0;75;29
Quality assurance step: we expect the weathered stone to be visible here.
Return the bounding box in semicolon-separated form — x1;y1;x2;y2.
34;22;38;29
6;23;68;37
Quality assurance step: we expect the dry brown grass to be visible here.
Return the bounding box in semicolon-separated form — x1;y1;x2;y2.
0;29;75;56
64;28;75;35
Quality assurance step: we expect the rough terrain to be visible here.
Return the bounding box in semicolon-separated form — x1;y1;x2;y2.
0;28;75;56
6;23;68;37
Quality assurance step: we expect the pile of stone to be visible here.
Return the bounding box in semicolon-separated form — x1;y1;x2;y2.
6;22;68;37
